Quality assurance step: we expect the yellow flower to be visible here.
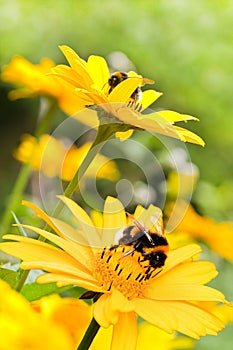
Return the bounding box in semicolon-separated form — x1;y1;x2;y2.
14;133;119;181
136;322;195;350
0;197;227;348
51;45;204;146
0;279;74;350
169;201;233;262
1;56;62;100
31;294;92;347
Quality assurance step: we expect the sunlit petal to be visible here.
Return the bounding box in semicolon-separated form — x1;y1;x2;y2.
87;55;110;89
134;299;224;339
141;90;162;109
111;312;138;350
57;195;102;247
102;197;127;246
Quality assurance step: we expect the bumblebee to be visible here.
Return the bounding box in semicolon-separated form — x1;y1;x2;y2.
111;212;169;270
108;71;154;103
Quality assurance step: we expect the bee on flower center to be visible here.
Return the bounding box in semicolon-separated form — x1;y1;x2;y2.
111;211;169;271
108;71;154;103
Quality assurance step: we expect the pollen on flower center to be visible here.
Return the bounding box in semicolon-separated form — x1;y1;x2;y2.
93;247;159;299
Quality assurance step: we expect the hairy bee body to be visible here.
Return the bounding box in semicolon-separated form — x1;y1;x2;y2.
108;71;148;102
111;213;169;269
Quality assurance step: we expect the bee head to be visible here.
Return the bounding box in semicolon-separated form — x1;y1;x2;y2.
108;72;128;88
149;251;167;269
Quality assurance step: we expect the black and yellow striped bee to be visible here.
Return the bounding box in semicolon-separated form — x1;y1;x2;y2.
111;211;169;270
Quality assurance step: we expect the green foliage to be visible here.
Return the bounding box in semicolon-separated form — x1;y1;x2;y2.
21;281;70;301
0;268;18;288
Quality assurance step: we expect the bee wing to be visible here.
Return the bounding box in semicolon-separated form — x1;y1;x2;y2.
126;212;154;244
127;71;154;86
142;77;154;85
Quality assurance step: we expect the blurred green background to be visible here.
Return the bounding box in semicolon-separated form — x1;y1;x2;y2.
0;0;232;347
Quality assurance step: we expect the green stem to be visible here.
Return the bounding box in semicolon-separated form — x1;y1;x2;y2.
77;317;100;350
14;267;30;292
0;99;58;239
44;122;117;228
35;98;58;138
0;163;31;239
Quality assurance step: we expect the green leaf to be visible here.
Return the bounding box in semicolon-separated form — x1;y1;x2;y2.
0;268;18;288
21;282;71;301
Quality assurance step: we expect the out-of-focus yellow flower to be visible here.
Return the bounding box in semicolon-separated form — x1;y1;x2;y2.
0;196;228;349
0;279;74;350
167;168;199;200
136;322;195;350
13;133;119;182
170;201;233;262
31;294;92;347
1;56;62;100
51;45;204;146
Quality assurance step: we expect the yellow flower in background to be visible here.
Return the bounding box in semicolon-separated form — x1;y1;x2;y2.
1;56;62;100
169;201;233;262
32;294;92;347
51;45;204;145
0;279;74;350
14;133;119;182
136;322;195;350
0;196;227;348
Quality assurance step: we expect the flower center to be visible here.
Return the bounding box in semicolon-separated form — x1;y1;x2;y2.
93;246;160;299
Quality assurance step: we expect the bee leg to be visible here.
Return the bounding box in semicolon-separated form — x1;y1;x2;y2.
121;247;136;258
109;244;119;251
121;240;143;259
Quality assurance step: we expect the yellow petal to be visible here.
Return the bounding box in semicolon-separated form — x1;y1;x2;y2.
57;195;102;247
141;90;162;109
115;129;134;141
21;260;95;281
12;224;93;272
22;200;63;235
102;197;127;246
157;110;198;123
145;284;226;303
42;271;102;293
50;65;85;88
151;261;218;286
48;216;91;247
93;294;115;328
2;234;94;281
173;126;205;146
164;244;202;272
111;312;138;350
58;45;93;87
133;204;163;231
134;299;224;339
87;55;110;89
36;273;102;291
109;78;142;102
59;45;88;69
94;289;134;327
116;108;182;139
